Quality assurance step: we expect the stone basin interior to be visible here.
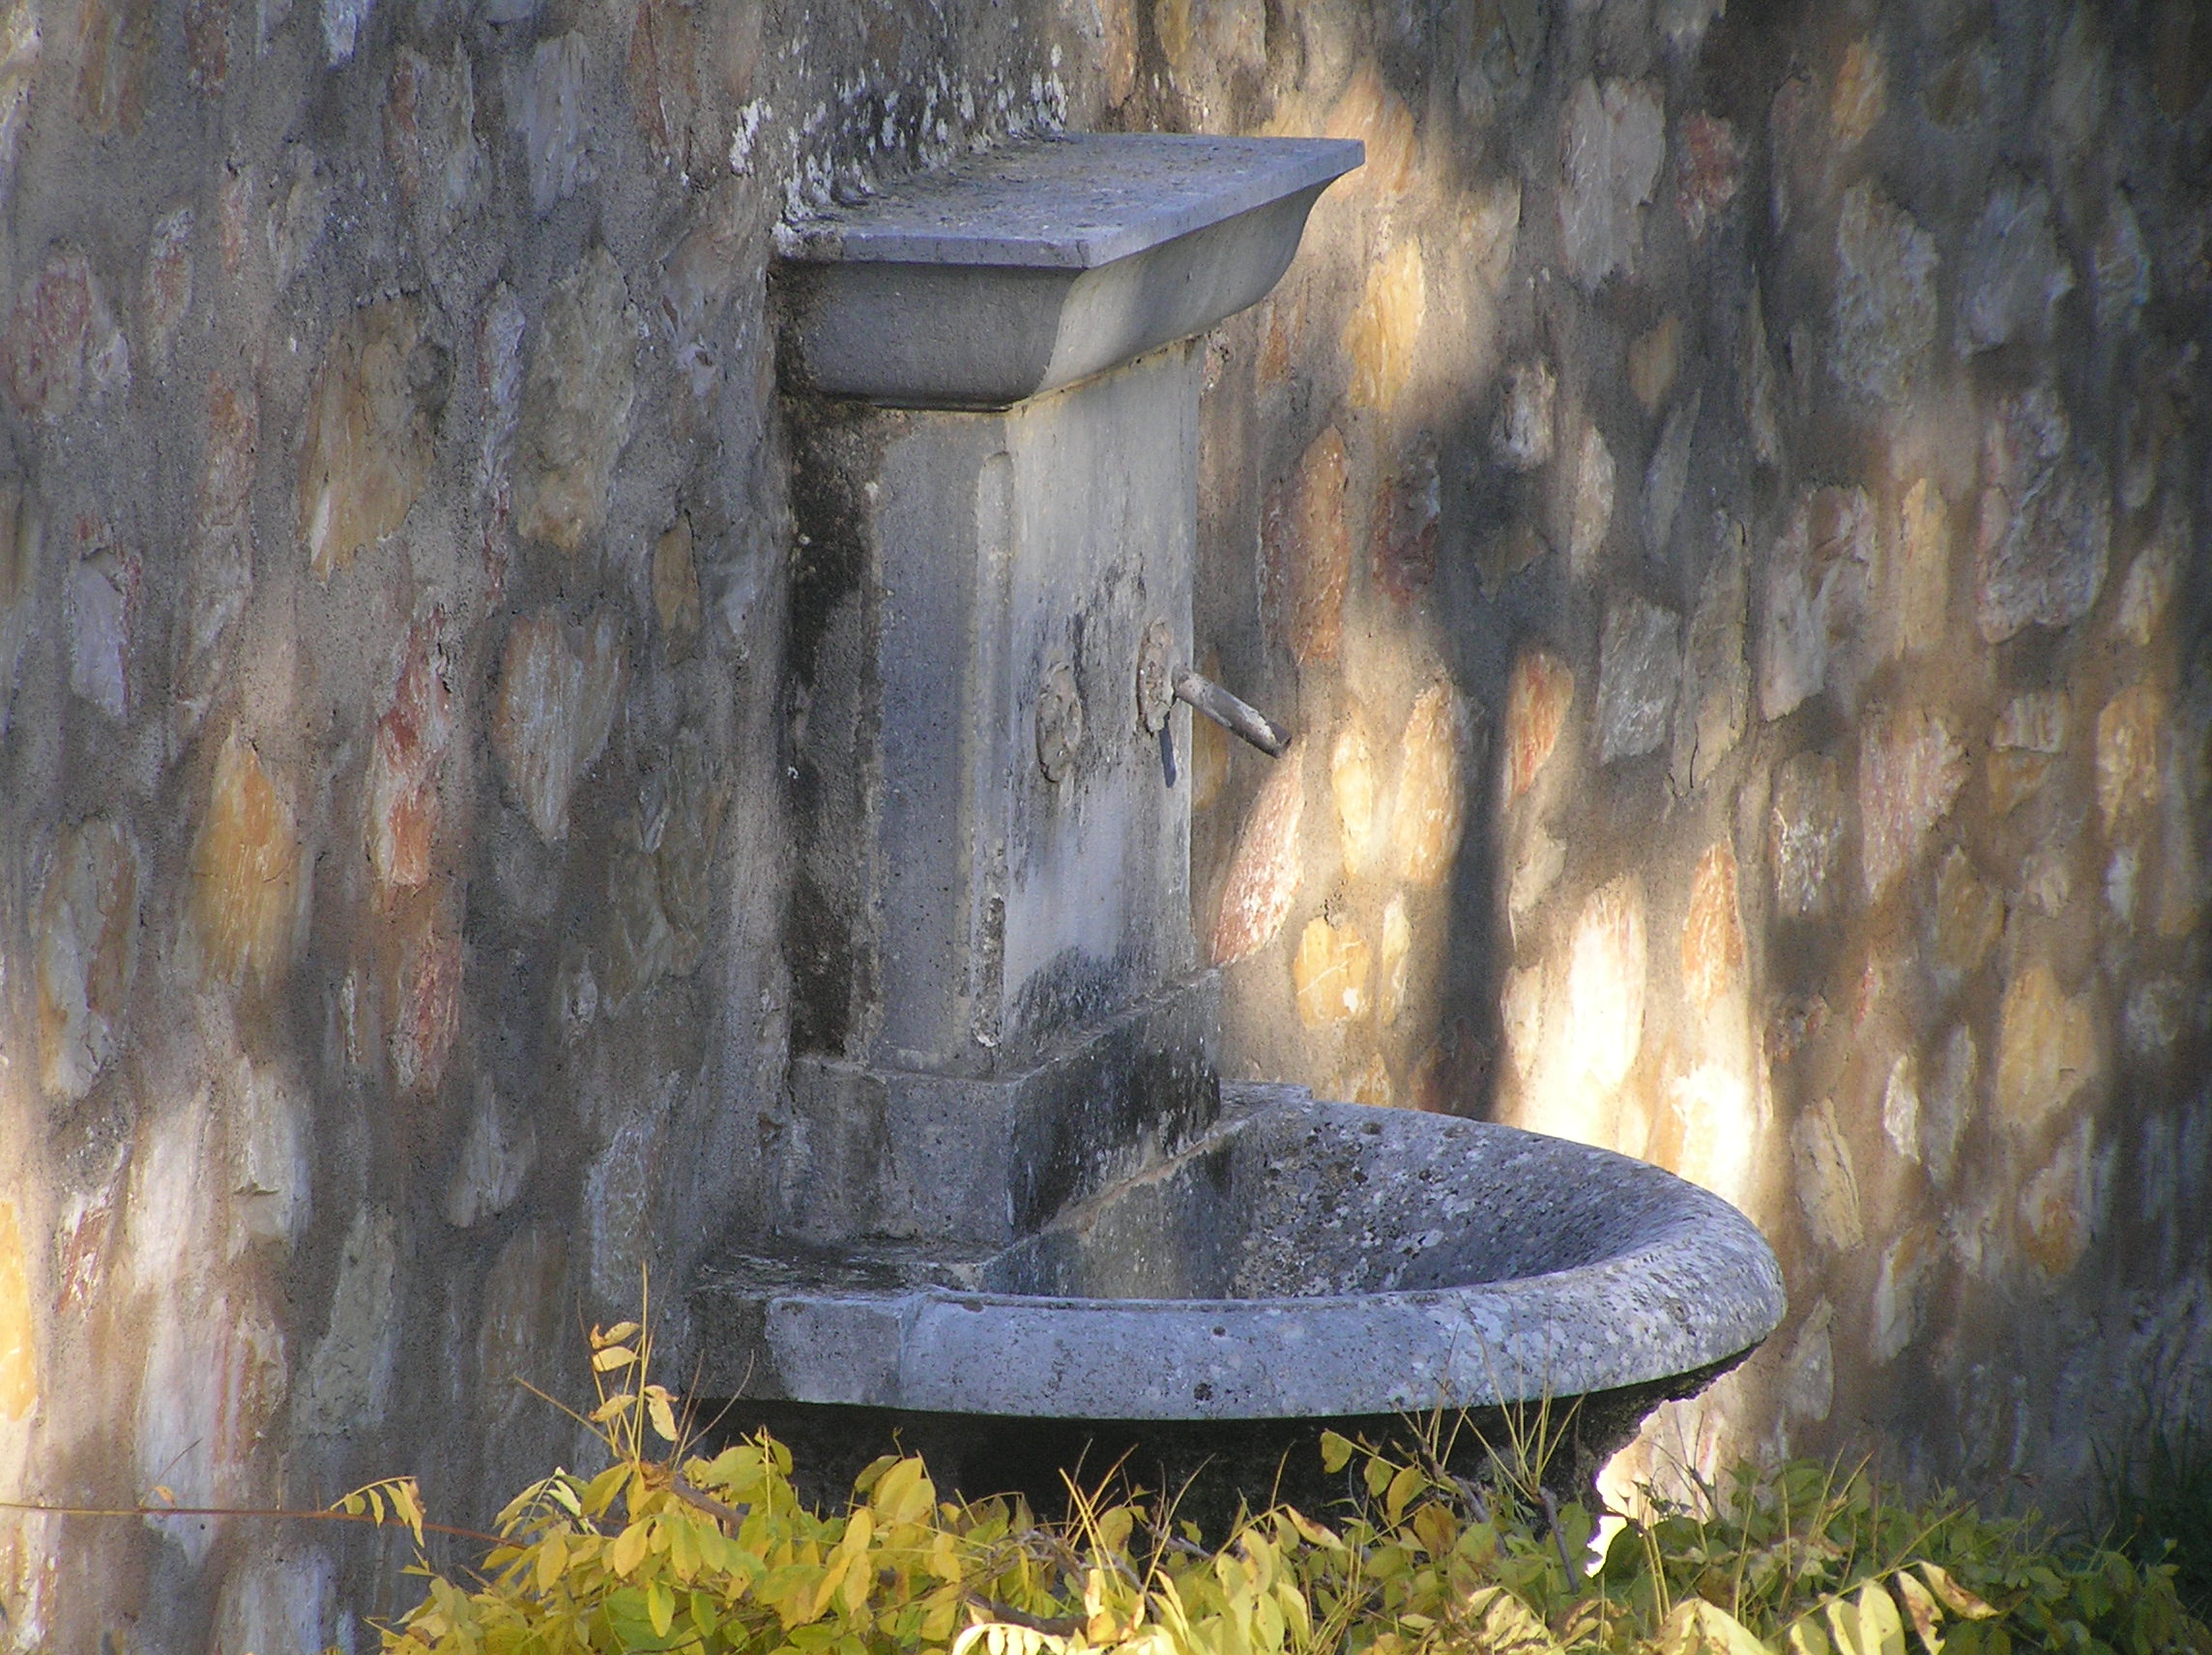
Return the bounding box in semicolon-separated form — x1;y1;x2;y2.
985;1089;1705;1301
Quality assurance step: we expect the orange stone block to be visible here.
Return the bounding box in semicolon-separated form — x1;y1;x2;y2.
1293;914;1371;1027
1344;241;1426;412
0;1200;37;1420
1995;960;2102;1132
2095;682;2167;833
1679;842;1744;1020
1263;427;1350;665
1209;752;1304;966
1504;649;1574;799
298;297;437;580
365;612;454;892
390;901;462;1096
70;0;153;137
1324;63;1418;196
1330;717;1376;877
1390;683;1469;887
189;730;304;990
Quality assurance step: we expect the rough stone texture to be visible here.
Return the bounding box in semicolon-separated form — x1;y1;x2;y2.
1210;752;1303;966
514;247;637;557
1292;916;1370;1026
1760;487;1873;722
298;297;439;580
1769;752;1848;920
1957;178;2073;354
1974;388;2110;644
491;609;626;843
1995;961;2103;1134
1680;843;1745;1024
1558;77;1665;290
1504;649;1574;800
1596;596;1680;764
189;730;306;991
1674;113;1740;242
1343;240;1424;412
1263;426;1350;665
1389;683;1470;886
1857;707;1965;901
1492;359;1555;471
1829;182;1937;403
35;817;139;1100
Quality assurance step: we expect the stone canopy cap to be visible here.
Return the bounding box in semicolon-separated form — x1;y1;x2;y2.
773;133;1364;407
779;133;1365;270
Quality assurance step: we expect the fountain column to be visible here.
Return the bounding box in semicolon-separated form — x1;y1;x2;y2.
769;135;1363;1253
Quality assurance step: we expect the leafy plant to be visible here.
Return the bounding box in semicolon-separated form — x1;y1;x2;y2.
2102;1416;2212;1623
372;1313;2212;1655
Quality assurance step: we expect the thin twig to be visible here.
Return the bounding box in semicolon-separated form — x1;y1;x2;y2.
0;1497;502;1547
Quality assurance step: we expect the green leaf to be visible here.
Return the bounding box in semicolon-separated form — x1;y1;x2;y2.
1321;1433;1355;1474
648;1578;676;1639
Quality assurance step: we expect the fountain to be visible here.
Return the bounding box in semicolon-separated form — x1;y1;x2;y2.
690;132;1784;1517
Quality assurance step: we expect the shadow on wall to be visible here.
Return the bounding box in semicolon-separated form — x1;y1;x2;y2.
1161;0;2212;1514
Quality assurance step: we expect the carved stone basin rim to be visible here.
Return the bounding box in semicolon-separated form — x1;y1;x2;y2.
692;1089;1789;1421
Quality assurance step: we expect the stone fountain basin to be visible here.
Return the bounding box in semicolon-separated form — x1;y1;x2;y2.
693;1088;1785;1421
774;134;1363;407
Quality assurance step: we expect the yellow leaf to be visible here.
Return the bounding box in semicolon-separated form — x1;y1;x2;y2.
151;1485;177;1506
610;1521;653;1578
1463;1587;1559;1655
1365;1457;1395;1500
1321;1433;1355;1474
1914;1566;1996;1620
590;1395;632;1424
1383;1463;1426;1524
598;1321;642;1345
871;1456;932;1528
1788;1617;1833;1655
1856;1582;1906;1655
537;1530;570;1594
584;1464;629;1515
1895;1571;1943;1655
648;1388;680;1443
593;1346;638;1372
1666;1599;1771;1655
648;1579;676;1639
1827;1598;1867;1655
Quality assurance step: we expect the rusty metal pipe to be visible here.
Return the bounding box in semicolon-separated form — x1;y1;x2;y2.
1172;668;1291;758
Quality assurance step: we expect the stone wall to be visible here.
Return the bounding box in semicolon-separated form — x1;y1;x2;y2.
1177;0;2212;1513
0;0;1080;1642
0;0;2203;1642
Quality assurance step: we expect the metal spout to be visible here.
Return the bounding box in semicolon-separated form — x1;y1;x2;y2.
1173;669;1291;758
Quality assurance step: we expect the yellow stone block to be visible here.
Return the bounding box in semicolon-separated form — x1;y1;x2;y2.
0;1202;36;1419
1292;915;1370;1027
189;731;304;990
